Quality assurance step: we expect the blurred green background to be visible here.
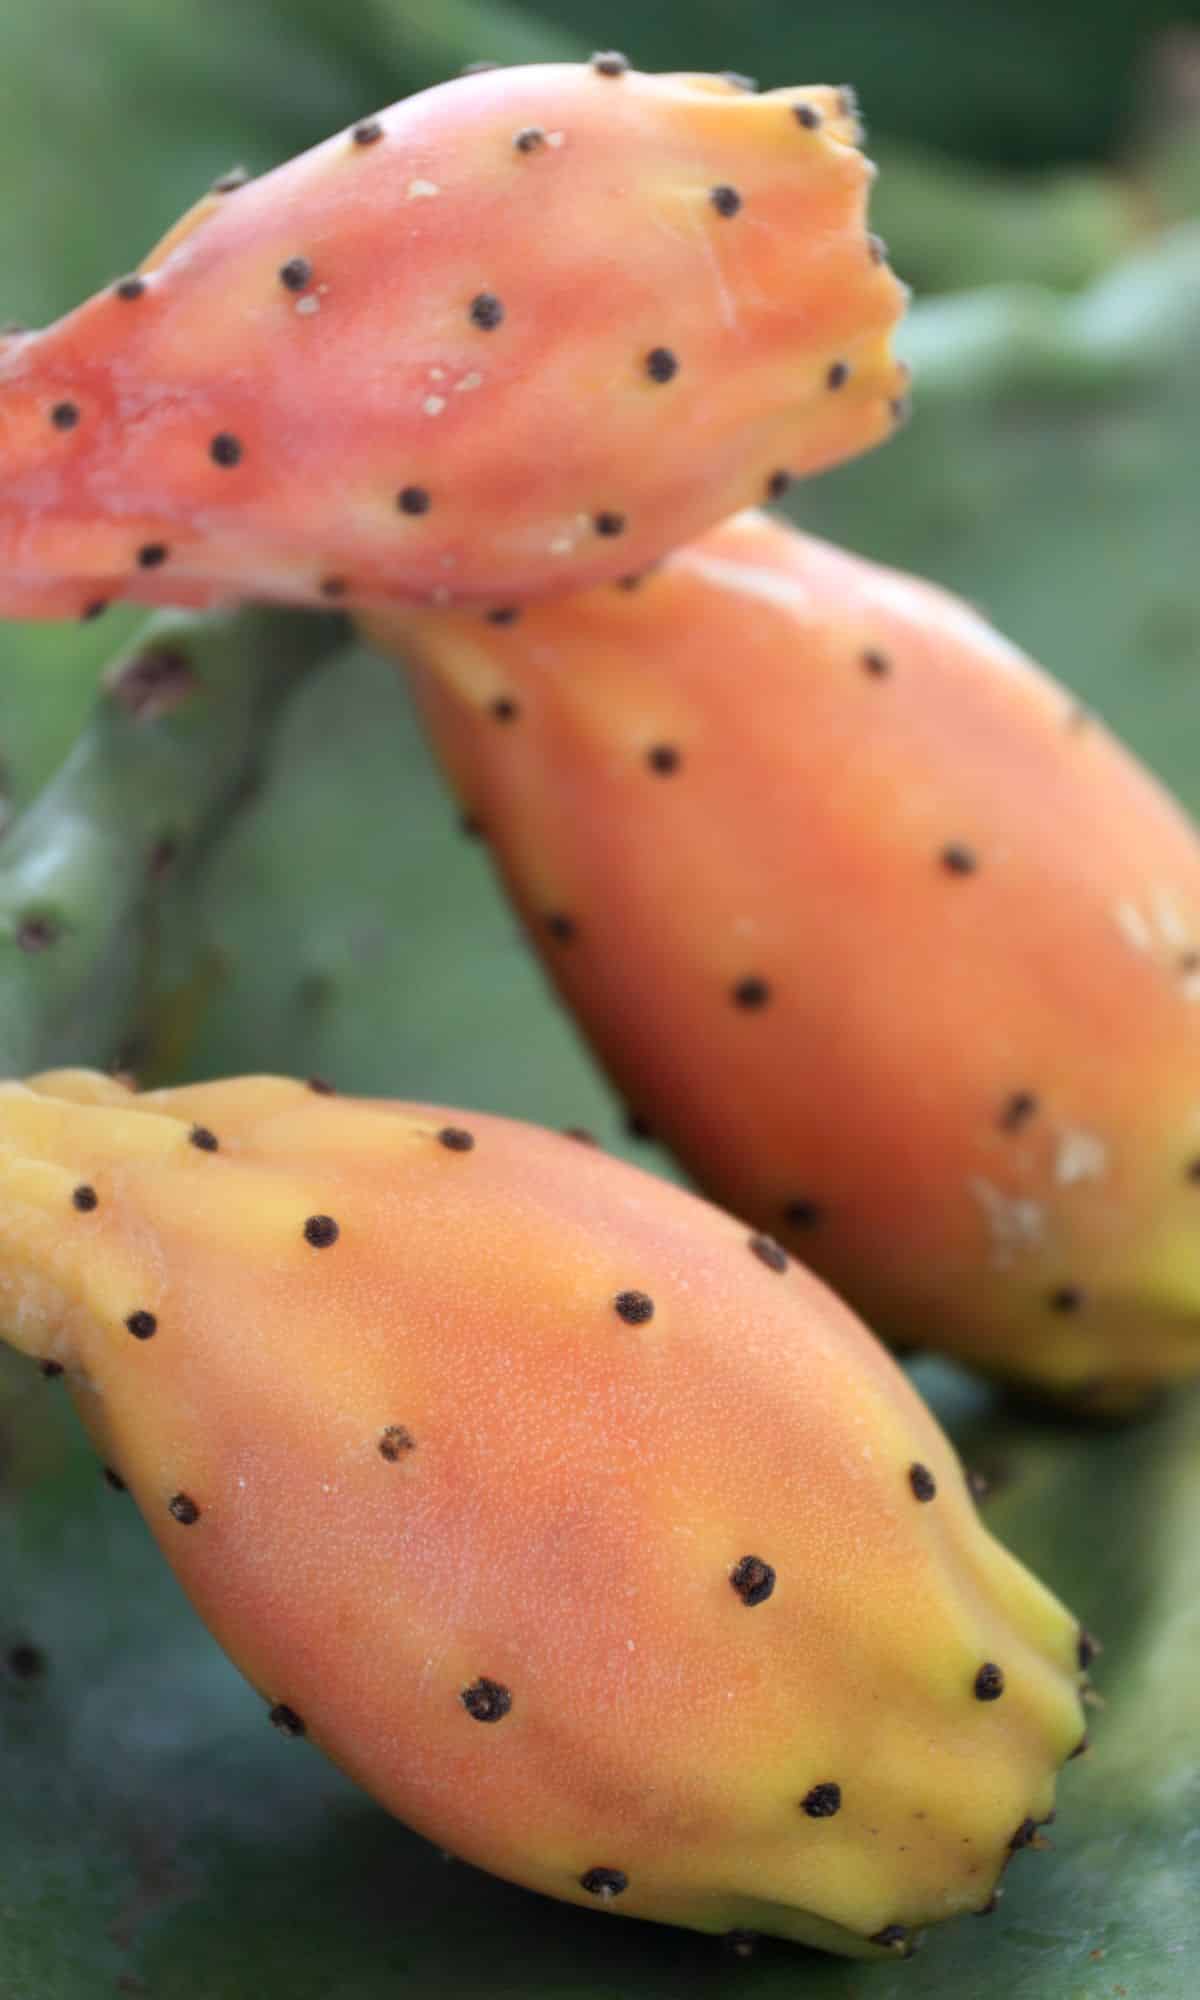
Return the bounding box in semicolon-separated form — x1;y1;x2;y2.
3;5;1200;1998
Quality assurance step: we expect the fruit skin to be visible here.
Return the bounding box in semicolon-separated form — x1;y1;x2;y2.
0;1068;1085;1957
371;509;1200;1413
0;63;904;624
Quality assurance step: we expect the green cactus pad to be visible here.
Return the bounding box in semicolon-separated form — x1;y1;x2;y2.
0;608;342;1076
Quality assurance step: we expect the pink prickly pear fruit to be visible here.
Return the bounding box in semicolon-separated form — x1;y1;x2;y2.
0;63;906;624
0;1068;1086;1957
371;509;1200;1414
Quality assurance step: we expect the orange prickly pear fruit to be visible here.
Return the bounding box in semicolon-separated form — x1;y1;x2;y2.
0;63;906;623
371;509;1200;1414
0;1068;1087;1957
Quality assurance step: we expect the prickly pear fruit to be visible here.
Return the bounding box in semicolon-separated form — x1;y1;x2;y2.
0;1068;1087;1957
0;63;906;624
371;510;1200;1413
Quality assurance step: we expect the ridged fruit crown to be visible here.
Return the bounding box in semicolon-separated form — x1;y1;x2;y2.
373;509;1200;1411
0;63;906;621
0;1069;1086;1957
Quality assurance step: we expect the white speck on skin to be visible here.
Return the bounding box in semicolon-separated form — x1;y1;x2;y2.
408;178;439;198
295;295;320;316
549;535;574;554
1114;900;1153;953
1154;889;1190;949
455;371;483;393
429;367;447;382
969;1177;1047;1268
423;395;446;416
546;130;566;147
1055;1130;1108;1186
682;547;814;616
430;584;453;605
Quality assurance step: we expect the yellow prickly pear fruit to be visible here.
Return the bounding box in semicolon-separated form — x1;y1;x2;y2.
0;1069;1089;1957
